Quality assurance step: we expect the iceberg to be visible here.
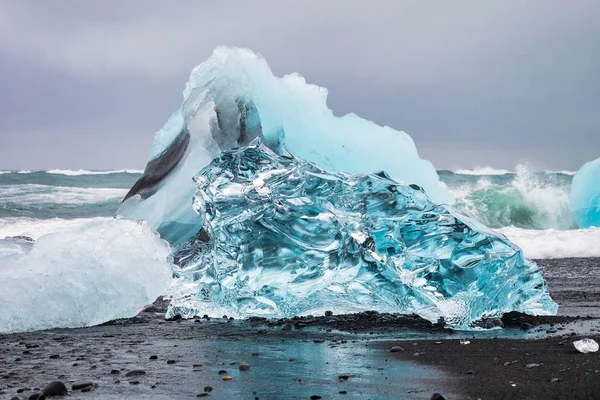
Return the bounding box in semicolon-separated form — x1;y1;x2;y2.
118;46;452;245
166;140;557;329
570;157;600;228
0;219;172;334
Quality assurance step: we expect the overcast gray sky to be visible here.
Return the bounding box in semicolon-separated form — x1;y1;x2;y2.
0;1;598;171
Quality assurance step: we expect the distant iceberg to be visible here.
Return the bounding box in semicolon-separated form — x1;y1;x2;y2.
570;157;600;228
118;46;451;246
119;47;556;329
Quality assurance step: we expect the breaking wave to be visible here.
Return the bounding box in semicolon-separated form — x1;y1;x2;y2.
444;165;575;230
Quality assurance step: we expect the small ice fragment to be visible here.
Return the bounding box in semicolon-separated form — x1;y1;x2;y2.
573;338;599;353
460;340;471;345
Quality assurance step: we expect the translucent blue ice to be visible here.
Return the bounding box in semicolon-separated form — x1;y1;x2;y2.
570;157;600;228
118;47;451;245
166;140;557;329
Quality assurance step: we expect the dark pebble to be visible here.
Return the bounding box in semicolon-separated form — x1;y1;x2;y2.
339;391;348;395
197;394;209;398
167;360;177;364
125;369;146;377
72;382;94;390
110;369;120;375
42;381;68;396
521;323;533;331
129;381;140;385
390;346;405;353
324;311;333;317
29;395;45;400
49;355;60;359
11;396;21;400
239;362;250;371
310;396;322;400
338;375;350;380
204;386;213;393
17;388;30;393
149;355;158;360
431;393;447;400
218;370;227;375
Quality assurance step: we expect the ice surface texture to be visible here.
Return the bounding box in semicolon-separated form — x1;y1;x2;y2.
570;157;600;228
118;47;451;245
0;219;171;334
167;140;557;329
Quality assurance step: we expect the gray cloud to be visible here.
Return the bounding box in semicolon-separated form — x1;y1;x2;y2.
0;0;598;170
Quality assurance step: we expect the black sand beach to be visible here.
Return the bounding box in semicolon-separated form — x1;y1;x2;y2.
1;257;599;400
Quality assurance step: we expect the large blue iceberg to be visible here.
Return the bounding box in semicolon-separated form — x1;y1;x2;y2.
119;47;557;329
118;47;451;245
570;157;600;228
166;140;556;328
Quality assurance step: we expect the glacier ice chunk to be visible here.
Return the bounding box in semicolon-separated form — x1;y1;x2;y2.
570;157;600;228
118;46;452;245
573;338;599;353
166;140;557;329
0;219;172;334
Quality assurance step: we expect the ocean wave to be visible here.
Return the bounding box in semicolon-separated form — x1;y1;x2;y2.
46;169;143;175
500;226;600;259
0;184;128;205
449;165;575;230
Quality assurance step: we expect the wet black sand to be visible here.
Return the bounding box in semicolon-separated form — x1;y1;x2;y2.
1;257;599;399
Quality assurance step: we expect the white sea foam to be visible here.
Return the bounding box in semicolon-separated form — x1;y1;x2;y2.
0;184;127;205
499;226;600;259
0;219;172;334
453;166;512;176
0;217;113;240
46;169;143;175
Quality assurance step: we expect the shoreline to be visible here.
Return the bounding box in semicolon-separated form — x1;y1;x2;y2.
2;257;599;399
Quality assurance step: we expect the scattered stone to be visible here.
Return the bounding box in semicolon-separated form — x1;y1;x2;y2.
465;370;475;375
550;377;561;383
149;355;158;360
339;391;347;395
28;394;45;400
49;355;60;359
72;382;94;390
460;340;471;345
325;311;333;317
129;381;140;385
338;375;350;380
81;387;92;393
125;369;146;377
525;363;540;369
204;386;213;393
222;375;233;381
42;381;68;396
110;369;120;375
11;396;21;400
239;362;250;371
310;396;322;400
218;370;228;375
197;394;209;398
390;346;405;353
167;360;177;364
431;394;447;400
520;323;533;331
